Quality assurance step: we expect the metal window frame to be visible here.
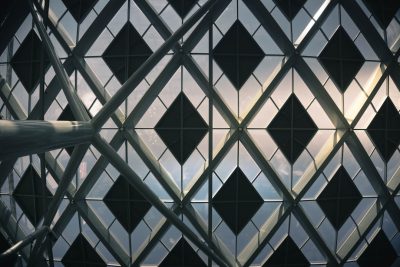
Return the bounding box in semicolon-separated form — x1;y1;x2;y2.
0;0;399;266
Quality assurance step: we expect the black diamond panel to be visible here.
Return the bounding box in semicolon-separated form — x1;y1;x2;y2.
102;23;152;84
168;0;198;18
367;98;400;162
212;168;263;235
155;92;208;165
317;166;362;230
104;175;151;233
263;236;310;267
358;231;397;267
267;94;317;164
159;238;206;267
273;0;306;20
12;165;52;226
62;234;106;267
213;21;264;90
10;30;49;94
62;0;98;23
364;0;400;29
318;26;364;93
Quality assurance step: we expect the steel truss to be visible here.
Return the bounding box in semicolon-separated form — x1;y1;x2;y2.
0;0;399;266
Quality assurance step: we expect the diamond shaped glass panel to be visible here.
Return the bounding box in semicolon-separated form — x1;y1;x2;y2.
363;0;400;29
317;166;362;230
62;0;98;23
167;0;198;18
367;98;400;162
318;26;364;93
155;92;208;165
263;236;309;267
213;20;264;90
10;30;49;94
12;165;52;226
103;175;151;233
62;233;106;267
212;168;263;235
160;238;206;267
267;94;317;164
273;0;306;20
102;22;153;84
357;231;397;267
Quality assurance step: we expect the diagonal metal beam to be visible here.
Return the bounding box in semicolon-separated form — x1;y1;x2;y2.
1;1;398;266
0;226;49;262
74;53;181;201
234;2;342;265
29;0;89;122
0;76;27;120
338;181;400;263
56;55;182;266
0;3;130;264
0;80;136;267
296;0;338;52
290;3;400;262
120;2;237;264
183;55;238;127
239;56;294;127
43;150;130;266
26;0;126;121
30;3;131;265
43;153;130;266
295;58;348;128
27;1;93;263
131;204;180;265
242;0;294;55
92;0;218;129
72;2;237;264
92;134;229;267
240;133;339;266
34;2;126;128
239;204;291;266
340;0;393;64
0;159;17;194
346;133;400;229
138;2;295;263
124;131;181;203
0;200;32;263
136;0;236;126
183;204;237;266
241;129;347;266
74;0;232;212
182;129;238;205
0;120;94;160
21;4;141;263
0;1;29;54
126;129;238;265
27;145;90;266
125;124;235;264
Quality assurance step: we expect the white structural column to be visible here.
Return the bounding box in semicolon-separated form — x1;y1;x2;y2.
0;120;93;160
